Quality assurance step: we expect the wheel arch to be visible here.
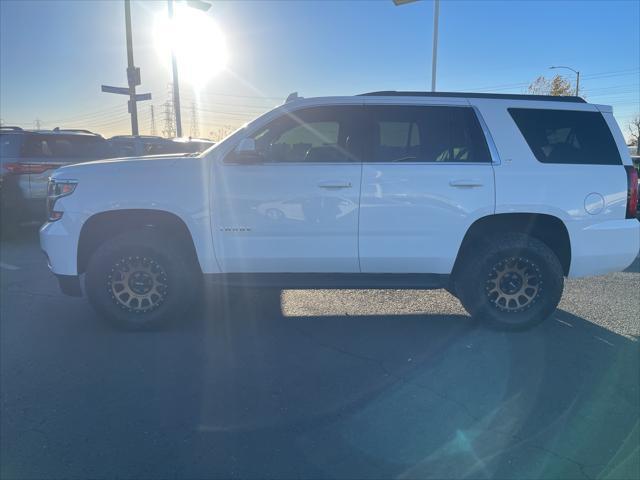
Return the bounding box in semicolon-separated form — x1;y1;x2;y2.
77;209;202;275
453;213;572;278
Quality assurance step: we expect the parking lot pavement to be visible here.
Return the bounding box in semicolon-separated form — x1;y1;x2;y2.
1;229;639;479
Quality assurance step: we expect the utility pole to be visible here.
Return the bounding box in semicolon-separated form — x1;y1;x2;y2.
168;0;183;138
150;105;157;136
124;0;139;135
101;1;151;135
165;0;212;137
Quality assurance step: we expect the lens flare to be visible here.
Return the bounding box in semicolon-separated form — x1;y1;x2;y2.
153;5;228;87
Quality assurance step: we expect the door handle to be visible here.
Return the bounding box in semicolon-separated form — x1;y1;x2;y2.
318;181;352;189
449;179;484;188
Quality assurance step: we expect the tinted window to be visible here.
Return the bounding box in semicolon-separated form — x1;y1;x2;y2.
0;133;24;157
246;106;362;163
364;106;491;163
509;108;621;165
22;135;112;159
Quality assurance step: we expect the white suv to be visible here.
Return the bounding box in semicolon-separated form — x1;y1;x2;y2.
40;92;640;331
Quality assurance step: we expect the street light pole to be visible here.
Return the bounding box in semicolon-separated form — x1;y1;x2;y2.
167;0;182;138
549;65;580;97
393;0;440;92
431;0;439;92
166;0;212;138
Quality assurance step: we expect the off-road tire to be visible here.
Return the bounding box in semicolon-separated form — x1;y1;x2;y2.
86;229;198;331
456;233;564;331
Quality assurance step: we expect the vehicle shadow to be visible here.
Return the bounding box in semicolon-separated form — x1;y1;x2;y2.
173;287;640;479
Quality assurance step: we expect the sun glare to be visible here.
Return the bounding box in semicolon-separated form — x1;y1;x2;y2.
153;5;228;88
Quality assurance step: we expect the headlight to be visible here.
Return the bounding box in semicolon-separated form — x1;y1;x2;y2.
46;179;78;221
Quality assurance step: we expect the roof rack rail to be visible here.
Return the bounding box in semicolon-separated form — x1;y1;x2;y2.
0;125;24;131
358;91;587;103
52;127;100;135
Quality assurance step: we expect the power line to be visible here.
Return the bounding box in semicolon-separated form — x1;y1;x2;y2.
193;90;285;102
44;105;127;124
466;68;639;93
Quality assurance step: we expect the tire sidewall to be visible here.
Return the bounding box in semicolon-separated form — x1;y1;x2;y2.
458;235;564;331
86;229;195;331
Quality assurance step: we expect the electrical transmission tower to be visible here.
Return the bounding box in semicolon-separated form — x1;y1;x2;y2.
34;118;41;130
162;84;175;138
189;102;199;138
149;105;157;136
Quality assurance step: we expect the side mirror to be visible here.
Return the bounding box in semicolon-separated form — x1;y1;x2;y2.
236;137;256;153
230;138;262;163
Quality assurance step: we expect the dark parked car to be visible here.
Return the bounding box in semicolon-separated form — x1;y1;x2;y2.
1;126;114;230
108;135;215;158
107;135;174;157
148;137;215;155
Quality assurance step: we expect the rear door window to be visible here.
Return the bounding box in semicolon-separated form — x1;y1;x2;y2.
508;108;622;165
364;105;492;163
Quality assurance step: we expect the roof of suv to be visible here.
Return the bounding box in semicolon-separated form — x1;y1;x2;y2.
358;91;587;103
109;135;167;141
0;126;103;137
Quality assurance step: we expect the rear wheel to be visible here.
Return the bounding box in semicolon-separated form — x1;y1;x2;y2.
456;233;564;331
86;229;198;331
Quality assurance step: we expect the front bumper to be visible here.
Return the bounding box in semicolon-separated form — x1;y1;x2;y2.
39;211;86;276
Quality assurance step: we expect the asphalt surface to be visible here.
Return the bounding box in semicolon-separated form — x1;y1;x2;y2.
1;228;639;479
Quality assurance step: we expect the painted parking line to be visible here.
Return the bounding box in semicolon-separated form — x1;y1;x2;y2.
0;262;21;271
593;335;615;347
555;318;574;327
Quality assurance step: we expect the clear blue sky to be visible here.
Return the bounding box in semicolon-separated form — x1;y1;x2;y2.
1;0;638;139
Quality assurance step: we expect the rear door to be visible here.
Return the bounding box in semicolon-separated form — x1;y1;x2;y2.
358;102;496;273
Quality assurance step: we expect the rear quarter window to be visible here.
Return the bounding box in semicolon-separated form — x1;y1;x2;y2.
508;108;621;165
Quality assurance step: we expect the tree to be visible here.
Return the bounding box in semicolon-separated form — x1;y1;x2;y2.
528;74;575;96
627;116;639;154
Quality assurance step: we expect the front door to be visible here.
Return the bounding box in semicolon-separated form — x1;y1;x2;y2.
212;105;364;272
358;103;496;274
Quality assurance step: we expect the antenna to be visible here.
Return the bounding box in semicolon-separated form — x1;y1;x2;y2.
285;92;300;103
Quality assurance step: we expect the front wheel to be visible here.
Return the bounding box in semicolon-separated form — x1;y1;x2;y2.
85;229;198;331
456;233;564;331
